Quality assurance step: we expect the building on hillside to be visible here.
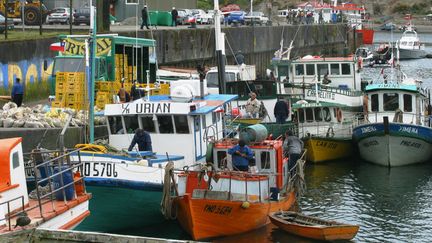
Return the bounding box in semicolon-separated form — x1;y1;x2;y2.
112;0;197;22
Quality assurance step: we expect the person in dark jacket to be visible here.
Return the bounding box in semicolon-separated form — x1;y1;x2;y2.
171;7;178;27
274;99;289;124
11;78;24;107
227;140;253;171
140;5;149;30
128;128;152;152
283;130;304;177
131;80;140;100
234;50;245;65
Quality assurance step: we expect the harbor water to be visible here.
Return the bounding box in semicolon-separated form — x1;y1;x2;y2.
75;33;432;242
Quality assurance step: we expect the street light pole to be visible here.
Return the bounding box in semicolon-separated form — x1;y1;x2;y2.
69;0;72;35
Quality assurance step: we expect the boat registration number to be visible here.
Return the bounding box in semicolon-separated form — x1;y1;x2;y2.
77;162;119;178
203;204;233;215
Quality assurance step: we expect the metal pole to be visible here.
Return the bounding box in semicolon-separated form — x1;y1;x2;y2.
39;0;43;35
69;0;73;35
214;0;226;94
4;2;8;39
89;1;97;143
21;0;24;32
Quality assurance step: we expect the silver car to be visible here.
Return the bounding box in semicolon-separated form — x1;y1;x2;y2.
47;8;73;25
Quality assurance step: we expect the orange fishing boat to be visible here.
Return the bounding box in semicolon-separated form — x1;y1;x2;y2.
162;137;306;241
269;211;359;241
0;137;91;234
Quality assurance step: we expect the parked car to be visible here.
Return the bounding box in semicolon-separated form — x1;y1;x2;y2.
244;11;269;25
191;9;212;24
380;22;396;31
225;11;246;25
207;10;224;24
73;7;90;26
176;9;193;25
0;14;14;34
47;7;73;25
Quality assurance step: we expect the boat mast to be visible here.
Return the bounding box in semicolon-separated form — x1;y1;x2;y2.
214;0;226;94
89;1;97;143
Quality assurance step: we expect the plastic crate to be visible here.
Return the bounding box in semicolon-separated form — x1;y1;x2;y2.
65;93;85;103
51;101;64;108
97;81;112;92
65;102;83;110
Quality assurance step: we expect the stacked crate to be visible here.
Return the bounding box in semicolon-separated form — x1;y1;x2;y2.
95;81;114;109
52;72;86;110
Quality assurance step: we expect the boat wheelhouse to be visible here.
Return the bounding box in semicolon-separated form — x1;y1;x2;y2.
272;55;364;113
104;92;237;164
353;81;432;166
292;102;354;162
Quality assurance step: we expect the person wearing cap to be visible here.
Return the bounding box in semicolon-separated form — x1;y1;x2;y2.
171;7;178;27
228;140;253;172
245;92;260;118
140;5;149;30
11;77;24;107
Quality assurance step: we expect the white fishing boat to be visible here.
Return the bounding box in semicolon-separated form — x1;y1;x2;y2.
1;138;91;234
353;72;432;166
396;26;427;59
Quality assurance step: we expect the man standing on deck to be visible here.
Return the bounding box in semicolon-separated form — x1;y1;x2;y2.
228;140;253;172
128;129;152;152
140;5;149;30
245;92;260;118
283;130;304;177
11;78;24;107
171;7;178;27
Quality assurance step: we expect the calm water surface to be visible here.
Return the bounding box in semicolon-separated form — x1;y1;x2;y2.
75;33;432;242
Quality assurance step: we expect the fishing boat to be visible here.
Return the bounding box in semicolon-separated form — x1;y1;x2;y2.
161;129;307;240
0;137;91;234
396;26;427;59
269;211;359;241
292;101;354;163
352;70;432;166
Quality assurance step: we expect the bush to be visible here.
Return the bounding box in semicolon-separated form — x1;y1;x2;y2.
392;3;411;14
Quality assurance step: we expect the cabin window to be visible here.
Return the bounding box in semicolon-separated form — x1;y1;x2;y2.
278;66;289;78
305;108;314;122
217;112;221;122
217;151;227;169
403;94;412;112
323;107;331;122
314;108;322;121
383;93;399;111
12;152;19;169
174;115;190;134
330;64;340;75
341;63;351;75
317;64;329;77
124;115;139;134
108;116;124;134
157;115;174;133
298;109;305;123
295;64;304;76
306;64;315;76
141;116;156;133
260;151;271;169
371;94;379;112
201;116;207;129
212;112;217;124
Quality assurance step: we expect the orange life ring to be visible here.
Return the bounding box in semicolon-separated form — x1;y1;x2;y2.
336;108;343;122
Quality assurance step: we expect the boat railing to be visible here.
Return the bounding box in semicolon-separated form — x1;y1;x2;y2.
286;83;363;97
24;148;87;219
0;195;25;231
354;111;432;128
298;121;354;138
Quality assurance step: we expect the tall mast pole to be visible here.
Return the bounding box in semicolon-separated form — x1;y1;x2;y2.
214;0;226;94
89;0;97;143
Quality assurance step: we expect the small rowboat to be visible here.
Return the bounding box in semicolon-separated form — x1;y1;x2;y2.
269;211;359;241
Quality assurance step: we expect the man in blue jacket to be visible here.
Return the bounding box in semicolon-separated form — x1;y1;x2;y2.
228;140;253;172
11;78;24;107
128;129;152;152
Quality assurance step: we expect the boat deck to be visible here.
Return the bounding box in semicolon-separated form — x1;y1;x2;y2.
0;193;91;233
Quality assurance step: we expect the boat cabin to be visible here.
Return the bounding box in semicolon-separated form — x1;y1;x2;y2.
365;82;429;125
399;29;424;51
292;102;352;138
104;91;238;164
272;56;361;91
210;139;288;190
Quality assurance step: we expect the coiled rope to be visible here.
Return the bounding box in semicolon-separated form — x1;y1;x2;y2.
160;161;177;220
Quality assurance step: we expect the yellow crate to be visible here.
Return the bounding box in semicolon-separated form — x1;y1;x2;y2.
55;92;65;102
112;82;122;91
96;91;110;100
65;93;85;103
65;84;85;93
65;102;83;110
51;101;64;108
97;81;112;92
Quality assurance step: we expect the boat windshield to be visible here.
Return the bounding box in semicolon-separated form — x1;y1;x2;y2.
206;72;236;88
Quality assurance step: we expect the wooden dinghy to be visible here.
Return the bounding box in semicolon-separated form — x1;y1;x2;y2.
269;211;359;241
